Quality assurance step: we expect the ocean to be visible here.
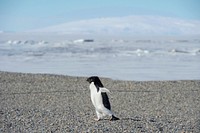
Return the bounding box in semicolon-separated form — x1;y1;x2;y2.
0;33;200;81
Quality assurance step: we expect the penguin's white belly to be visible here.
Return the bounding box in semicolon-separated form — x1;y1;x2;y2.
90;83;104;111
91;92;103;107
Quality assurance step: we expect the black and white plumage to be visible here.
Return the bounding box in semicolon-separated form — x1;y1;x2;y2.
86;76;119;121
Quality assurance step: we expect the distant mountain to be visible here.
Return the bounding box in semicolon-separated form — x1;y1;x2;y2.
32;15;200;36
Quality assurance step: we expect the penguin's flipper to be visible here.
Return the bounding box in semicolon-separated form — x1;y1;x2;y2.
100;87;110;93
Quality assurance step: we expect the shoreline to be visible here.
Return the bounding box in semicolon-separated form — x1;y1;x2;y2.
0;71;200;132
1;70;200;82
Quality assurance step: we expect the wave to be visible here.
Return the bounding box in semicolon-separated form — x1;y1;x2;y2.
0;39;200;58
6;40;48;46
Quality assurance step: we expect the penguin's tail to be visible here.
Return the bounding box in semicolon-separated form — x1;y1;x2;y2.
110;115;120;121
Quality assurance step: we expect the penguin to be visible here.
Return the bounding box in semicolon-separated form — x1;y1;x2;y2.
86;76;119;121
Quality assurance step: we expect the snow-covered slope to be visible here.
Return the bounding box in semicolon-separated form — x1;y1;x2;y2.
32;15;200;36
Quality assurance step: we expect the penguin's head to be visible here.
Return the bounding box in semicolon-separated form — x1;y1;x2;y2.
86;76;98;83
86;76;104;87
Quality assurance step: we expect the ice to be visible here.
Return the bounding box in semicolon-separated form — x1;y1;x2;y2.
0;33;200;81
73;39;94;43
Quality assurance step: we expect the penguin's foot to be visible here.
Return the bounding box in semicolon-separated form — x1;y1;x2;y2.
110;115;120;121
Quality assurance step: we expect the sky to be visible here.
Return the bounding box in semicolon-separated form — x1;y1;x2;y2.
0;0;200;32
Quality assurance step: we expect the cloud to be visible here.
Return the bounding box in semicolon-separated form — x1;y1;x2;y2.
32;15;200;36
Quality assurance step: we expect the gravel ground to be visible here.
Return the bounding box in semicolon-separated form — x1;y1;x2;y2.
0;71;200;132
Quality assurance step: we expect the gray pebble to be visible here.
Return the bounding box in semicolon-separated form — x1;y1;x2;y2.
0;71;200;132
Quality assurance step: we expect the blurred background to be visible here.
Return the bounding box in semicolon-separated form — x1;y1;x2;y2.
0;0;200;81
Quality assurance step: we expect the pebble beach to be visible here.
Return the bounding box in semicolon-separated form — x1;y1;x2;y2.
0;71;200;132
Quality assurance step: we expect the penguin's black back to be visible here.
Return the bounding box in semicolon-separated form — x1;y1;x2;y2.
101;92;111;110
93;77;103;88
